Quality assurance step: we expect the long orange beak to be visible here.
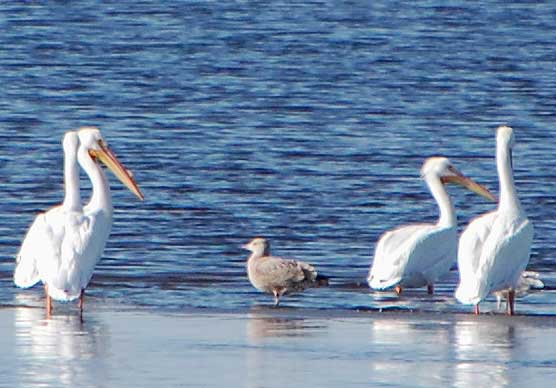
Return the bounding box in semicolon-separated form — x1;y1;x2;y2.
90;141;144;201
441;168;496;201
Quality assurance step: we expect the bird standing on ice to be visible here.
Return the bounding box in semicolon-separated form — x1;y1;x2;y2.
14;127;144;317
455;126;533;315
368;157;495;295
243;237;328;306
495;271;544;310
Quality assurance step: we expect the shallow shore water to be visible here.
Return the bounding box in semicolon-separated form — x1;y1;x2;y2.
2;1;556;387
2;0;556;315
1;303;556;388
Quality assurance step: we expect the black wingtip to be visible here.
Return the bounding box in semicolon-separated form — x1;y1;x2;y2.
315;274;330;286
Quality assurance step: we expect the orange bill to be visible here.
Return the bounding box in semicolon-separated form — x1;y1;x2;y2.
441;167;496;201
90;141;144;201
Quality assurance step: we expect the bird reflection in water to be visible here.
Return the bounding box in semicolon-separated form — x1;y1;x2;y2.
246;309;325;388
14;298;109;388
454;319;514;388
368;318;452;385
246;312;317;342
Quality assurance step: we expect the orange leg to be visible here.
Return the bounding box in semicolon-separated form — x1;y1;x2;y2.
507;290;515;316
427;284;434;295
394;285;403;295
44;284;53;318
474;304;480;315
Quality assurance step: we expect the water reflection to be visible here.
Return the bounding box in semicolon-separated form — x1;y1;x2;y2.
367;316;518;387
246;314;314;342
453;319;514;388
368;318;453;386
245;310;324;388
14;301;109;388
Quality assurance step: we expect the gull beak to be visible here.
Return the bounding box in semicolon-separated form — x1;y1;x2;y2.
441;167;496;201
89;141;144;201
241;243;250;251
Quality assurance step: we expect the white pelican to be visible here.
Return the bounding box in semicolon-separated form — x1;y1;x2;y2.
14;127;143;316
455;126;533;315
368;157;495;295
242;237;328;306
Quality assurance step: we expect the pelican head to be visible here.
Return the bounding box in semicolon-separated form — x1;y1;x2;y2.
421;157;454;178
77;127;144;200
422;157;496;201
242;237;270;257
497;125;515;148
497;125;515;171
62;131;80;158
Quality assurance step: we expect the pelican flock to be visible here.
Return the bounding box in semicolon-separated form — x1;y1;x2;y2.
456;126;534;315
14;127;143;317
12;125;537;316
368;157;495;295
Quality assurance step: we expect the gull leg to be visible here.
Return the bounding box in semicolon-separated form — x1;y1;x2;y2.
273;290;280;307
427;284;434;295
394;285;403;295
474;304;480;315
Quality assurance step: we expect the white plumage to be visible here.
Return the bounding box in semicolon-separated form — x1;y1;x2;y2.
368;157;495;294
370;224;457;291
14;127;143;316
455;126;533;315
495;271;544;309
15;131;83;294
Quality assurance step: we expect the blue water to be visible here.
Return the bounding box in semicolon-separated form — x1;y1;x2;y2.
1;1;555;314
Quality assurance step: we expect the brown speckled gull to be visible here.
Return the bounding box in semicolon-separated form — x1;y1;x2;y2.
242;237;328;306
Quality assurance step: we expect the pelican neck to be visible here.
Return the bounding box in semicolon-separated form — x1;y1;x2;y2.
425;174;456;227
62;146;82;212
497;141;521;215
78;147;113;212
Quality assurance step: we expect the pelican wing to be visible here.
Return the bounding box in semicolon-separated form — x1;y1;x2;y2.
457;211;498;280
456;212;533;304
45;208;111;301
73;208;111;287
375;224;429;260
14;209;61;288
27;207;83;300
404;226;457;284
369;223;455;289
15;204;110;302
476;217;533;297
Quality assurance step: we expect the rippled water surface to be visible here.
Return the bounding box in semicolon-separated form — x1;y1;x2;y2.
1;1;556;315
